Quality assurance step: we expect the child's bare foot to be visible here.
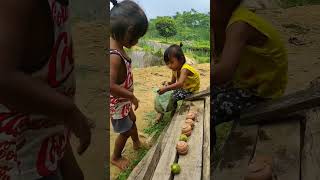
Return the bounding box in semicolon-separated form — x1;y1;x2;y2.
155;113;163;123
133;140;142;150
111;157;129;170
133;137;149;150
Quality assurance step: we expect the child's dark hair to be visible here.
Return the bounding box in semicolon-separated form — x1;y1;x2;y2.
164;42;186;64
110;0;148;43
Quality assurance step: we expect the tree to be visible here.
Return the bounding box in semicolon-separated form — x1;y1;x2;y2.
155;17;177;41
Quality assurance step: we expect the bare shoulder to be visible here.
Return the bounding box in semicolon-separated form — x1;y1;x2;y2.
227;21;266;45
181;67;193;76
110;53;123;68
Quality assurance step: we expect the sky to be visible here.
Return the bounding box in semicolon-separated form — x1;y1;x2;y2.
110;0;210;19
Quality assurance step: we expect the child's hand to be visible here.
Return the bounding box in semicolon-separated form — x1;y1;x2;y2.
131;95;139;110
66;109;92;155
157;87;167;95
161;81;169;86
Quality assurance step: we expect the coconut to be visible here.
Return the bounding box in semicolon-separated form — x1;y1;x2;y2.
185;119;195;129
186;112;196;120
176;141;188;155
181;124;192;136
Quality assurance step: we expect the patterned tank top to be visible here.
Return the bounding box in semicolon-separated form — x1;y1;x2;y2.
109;49;134;120
0;0;74;179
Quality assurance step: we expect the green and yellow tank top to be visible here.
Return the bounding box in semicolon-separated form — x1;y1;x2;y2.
226;6;288;99
173;63;200;93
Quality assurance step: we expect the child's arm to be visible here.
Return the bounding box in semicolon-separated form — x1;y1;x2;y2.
110;54;139;110
0;2;91;155
162;74;176;86
60;142;84;180
212;21;251;85
168;74;176;85
158;69;189;94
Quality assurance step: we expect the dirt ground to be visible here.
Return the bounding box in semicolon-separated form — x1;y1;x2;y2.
70;4;320;180
256;5;320;93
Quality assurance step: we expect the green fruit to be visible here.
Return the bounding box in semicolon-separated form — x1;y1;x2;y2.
179;134;188;142
171;163;181;174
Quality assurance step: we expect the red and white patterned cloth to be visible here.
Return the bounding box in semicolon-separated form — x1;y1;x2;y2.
0;0;74;179
109;49;133;120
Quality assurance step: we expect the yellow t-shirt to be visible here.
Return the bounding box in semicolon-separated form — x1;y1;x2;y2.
226;6;288;99
173;63;200;93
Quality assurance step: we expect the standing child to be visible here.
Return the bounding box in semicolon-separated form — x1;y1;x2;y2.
109;0;148;170
211;0;288;147
157;43;200;122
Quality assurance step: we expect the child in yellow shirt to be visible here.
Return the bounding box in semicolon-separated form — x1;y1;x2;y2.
157;43;200;122
212;0;288;146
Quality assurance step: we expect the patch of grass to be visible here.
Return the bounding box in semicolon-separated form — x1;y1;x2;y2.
213;122;233;164
116;147;149;180
143;111;171;139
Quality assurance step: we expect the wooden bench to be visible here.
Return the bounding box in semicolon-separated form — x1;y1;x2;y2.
213;80;320;180
128;92;210;180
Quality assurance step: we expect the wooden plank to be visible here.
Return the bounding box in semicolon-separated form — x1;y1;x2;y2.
213;124;258;179
152;103;192;180
253;120;300;180
202;97;210;180
175;100;204;180
302;107;320;180
240;87;320;125
185;89;209;101
127;142;160;180
128;102;190;180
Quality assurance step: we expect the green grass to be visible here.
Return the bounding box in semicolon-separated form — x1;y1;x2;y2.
213;122;233;164
116;147;149;180
143;111;172;139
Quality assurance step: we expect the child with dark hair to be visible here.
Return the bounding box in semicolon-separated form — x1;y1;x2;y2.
109;0;148;170
211;0;288;147
157;43;200;122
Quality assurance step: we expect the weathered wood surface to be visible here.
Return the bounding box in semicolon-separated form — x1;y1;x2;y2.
202;97;210;180
128;102;190;180
152;103;191;180
253;120;300;180
240;87;320;125
175;100;204;180
185;89;209;101
127;142;161;180
213;124;258;179
302;107;320;180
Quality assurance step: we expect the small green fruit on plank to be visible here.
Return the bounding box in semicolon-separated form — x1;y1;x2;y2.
179;134;188;142
171;163;181;174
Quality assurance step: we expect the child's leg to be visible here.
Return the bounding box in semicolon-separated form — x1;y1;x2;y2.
211;87;263;125
60;142;84;180
111;131;131;170
128;109;142;150
171;89;192;117
111;116;133;170
211;86;265;147
155;112;164;123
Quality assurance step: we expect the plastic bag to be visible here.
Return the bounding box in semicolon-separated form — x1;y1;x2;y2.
154;88;175;113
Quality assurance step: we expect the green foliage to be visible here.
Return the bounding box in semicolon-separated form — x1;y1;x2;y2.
145;10;209;42
155;17;177;41
143;9;210;63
